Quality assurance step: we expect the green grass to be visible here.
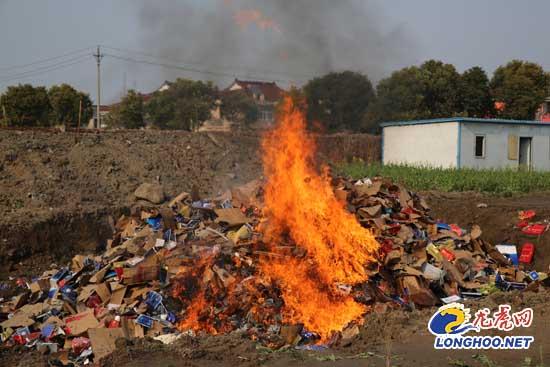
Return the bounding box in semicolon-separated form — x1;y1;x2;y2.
336;161;550;194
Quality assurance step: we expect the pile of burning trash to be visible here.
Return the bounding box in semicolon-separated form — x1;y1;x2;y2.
1;177;548;364
1;97;548;364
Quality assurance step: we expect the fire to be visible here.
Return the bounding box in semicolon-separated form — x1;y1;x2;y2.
173;96;378;342
260;97;379;339
173;255;218;334
233;9;281;33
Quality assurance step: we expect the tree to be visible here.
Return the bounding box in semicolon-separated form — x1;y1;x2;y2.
362;66;428;132
490;60;548;120
146;78;217;130
106;90;144;129
420;60;461;117
459;66;493;117
48;84;93;128
0;84;50;127
304;71;375;132
363;60;462;132
220;90;258;125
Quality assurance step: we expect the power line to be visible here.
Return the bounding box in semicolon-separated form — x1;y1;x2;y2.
0;55;90;82
105;53;307;84
0;46;93;71
101;44;315;81
0;55;90;84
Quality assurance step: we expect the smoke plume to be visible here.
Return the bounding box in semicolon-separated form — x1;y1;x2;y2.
138;0;416;87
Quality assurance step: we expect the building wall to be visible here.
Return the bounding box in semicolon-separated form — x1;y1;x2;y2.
460;123;550;171
383;122;459;167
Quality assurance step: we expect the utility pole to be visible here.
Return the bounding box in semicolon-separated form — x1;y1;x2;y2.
93;46;104;129
76;98;82;143
1;105;7;127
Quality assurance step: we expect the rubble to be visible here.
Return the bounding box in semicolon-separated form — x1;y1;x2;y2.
1;177;548;365
134;183;166;204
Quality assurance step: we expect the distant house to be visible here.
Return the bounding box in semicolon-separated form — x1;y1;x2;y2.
88;105;113;129
225;79;284;127
535;97;550;122
381;117;550;171
156;81;172;93
201;79;285;131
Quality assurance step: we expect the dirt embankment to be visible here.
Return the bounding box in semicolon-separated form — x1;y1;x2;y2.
0;129;380;276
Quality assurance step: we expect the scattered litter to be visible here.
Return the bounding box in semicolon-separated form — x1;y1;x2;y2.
519;243;535;264
522;223;547;236
519;210;536;221
496;244;519;266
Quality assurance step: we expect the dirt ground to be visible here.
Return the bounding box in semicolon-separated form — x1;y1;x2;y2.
5;290;549;367
105;290;550;367
425;191;550;272
1;129;549;367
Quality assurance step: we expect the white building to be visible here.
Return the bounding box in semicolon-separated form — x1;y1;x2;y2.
381;117;550;171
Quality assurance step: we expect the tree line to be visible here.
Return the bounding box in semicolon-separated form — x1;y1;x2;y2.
1;59;548;132
0;84;93;128
0;78;257;130
305;59;548;133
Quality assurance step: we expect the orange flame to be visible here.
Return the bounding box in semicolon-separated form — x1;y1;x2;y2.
260;96;379;340
233;9;281;33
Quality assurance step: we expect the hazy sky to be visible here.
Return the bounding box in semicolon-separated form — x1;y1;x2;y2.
0;0;549;103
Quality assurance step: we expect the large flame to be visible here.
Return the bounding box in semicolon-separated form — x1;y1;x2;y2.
260;96;379;340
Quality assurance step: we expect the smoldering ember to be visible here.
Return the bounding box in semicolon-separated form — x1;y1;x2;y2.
1;98;548;366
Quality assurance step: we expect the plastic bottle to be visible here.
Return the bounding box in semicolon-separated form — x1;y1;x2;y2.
108;315;121;328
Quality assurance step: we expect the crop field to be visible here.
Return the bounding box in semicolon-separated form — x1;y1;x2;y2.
337;161;550;194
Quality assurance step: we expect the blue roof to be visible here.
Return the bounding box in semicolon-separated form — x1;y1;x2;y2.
380;117;550;128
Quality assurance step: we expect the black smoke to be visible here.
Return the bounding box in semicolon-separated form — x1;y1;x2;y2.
137;0;417;87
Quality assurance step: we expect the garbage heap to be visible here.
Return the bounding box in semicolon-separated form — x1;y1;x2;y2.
0;177;547;364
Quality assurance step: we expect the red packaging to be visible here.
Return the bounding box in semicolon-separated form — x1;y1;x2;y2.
522;224;547;236
71;337;91;355
519;210;536;220
108;315;121;328
517;220;529;228
380;239;393;254
519;242;535;264
86;293;102;309
388;223;401;236
13;335;27;345
115;267;124;280
449;224;463;236
440;248;456;262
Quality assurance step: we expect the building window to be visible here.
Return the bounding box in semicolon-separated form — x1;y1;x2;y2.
475;135;485;158
260;110;273;122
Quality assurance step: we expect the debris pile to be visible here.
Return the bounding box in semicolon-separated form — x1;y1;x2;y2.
1;176;548;364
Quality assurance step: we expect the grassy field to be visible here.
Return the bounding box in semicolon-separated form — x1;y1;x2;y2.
336;161;550;194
